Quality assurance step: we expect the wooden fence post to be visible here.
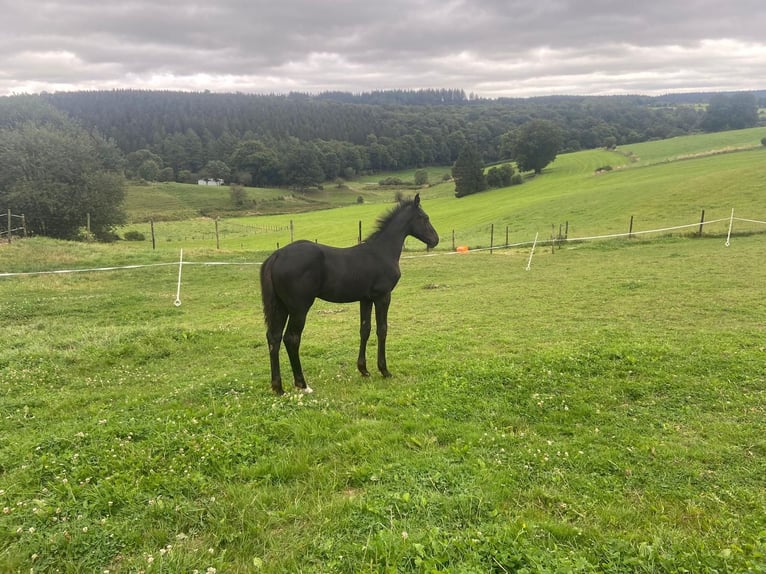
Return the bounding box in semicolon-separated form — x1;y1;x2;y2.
698;209;705;237
629;215;634;238
551;224;555;254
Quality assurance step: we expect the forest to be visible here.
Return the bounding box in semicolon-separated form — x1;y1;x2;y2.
39;89;764;186
1;88;763;240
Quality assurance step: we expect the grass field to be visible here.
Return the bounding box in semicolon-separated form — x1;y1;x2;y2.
1;129;766;572
117;128;766;253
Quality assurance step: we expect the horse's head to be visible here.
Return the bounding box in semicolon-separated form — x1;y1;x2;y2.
407;193;439;248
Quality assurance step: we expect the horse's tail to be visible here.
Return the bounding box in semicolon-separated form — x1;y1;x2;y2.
260;252;281;331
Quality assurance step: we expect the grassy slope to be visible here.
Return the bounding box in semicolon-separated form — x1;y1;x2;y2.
2;129;766;572
118;127;766;253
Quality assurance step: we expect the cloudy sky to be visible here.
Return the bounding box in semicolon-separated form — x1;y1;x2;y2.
2;0;765;98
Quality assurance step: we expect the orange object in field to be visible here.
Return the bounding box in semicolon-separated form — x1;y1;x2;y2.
456;245;469;253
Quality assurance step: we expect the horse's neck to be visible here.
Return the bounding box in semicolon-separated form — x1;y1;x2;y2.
366;220;409;259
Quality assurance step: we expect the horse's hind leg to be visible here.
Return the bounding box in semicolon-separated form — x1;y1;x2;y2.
266;306;288;395
284;311;313;393
357;300;373;376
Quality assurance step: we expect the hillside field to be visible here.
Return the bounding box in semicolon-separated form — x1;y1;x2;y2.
117;128;766;254
1;129;765;572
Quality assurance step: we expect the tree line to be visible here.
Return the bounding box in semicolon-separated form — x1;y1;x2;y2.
38;89;763;187
1;89;763;239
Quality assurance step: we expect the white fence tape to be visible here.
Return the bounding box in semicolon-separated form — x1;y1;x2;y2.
1;214;764;279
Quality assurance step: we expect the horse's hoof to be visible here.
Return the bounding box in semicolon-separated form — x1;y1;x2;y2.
380;370;393;378
271;379;284;394
302;385;314;394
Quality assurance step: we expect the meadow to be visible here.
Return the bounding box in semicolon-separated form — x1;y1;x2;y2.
118;128;766;253
1;129;766;573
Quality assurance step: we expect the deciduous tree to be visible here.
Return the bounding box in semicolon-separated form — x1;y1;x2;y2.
507;119;563;174
0;97;126;241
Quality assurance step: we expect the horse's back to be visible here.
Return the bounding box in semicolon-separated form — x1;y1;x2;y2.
264;241;328;309
264;239;400;305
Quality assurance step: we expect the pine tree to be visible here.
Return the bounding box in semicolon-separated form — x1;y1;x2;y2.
452;144;486;197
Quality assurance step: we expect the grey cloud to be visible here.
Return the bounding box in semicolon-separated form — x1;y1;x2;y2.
1;0;765;96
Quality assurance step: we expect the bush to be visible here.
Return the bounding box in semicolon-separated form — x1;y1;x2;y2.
123;230;146;241
230;184;246;207
379;177;405;186
486;164;515;189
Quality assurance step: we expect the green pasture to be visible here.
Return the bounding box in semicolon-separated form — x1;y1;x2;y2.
2;128;766;572
1;233;765;572
618;127;766;166
118;127;766;253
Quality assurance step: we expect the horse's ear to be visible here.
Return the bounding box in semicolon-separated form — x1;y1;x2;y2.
414;193;421;207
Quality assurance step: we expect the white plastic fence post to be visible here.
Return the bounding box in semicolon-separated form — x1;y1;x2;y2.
526;232;539;271
174;249;184;306
725;208;734;247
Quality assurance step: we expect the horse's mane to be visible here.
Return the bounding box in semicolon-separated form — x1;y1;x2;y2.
365;197;417;242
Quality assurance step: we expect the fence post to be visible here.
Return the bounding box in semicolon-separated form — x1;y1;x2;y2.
490;223;494;254
150;219;156;250
551;225;555;254
505;226;509;247
629;215;634;238
452;230;455;251
215;217;220;249
698;209;705;237
358;220;362;244
290;220;294;243
725;208;734;247
6;209;10;244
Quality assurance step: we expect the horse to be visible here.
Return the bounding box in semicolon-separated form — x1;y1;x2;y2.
260;193;439;394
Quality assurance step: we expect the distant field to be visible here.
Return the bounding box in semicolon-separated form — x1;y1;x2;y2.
122;169;454;225
617;126;766;165
117;127;766;254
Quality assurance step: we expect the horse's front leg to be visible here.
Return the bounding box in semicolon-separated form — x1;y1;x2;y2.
357;299;373;376
374;293;392;377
